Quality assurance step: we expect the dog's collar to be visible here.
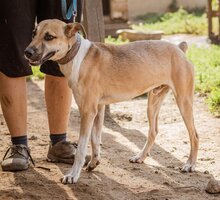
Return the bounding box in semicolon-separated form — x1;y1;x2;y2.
56;34;81;65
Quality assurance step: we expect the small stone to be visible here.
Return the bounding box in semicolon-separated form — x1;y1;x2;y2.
204;170;209;174
206;178;220;194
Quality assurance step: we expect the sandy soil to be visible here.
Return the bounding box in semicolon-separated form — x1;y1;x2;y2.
0;78;220;200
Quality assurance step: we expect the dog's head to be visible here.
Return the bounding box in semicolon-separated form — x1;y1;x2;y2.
24;19;86;66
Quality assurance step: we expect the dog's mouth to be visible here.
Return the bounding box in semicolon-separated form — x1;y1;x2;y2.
29;51;56;66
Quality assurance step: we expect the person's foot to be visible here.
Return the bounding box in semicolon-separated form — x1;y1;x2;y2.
1;144;34;171
47;141;90;165
47;141;77;164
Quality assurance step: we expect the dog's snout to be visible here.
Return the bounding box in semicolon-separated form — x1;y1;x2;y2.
24;47;37;59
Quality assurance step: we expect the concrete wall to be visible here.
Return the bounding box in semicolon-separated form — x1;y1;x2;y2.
127;0;207;19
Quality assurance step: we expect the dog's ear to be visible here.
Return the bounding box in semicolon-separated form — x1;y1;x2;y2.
64;23;87;39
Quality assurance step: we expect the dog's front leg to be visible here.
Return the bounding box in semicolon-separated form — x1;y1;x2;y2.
61;107;97;184
86;104;105;171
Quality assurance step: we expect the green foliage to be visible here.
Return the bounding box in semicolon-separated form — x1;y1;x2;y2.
105;35;129;45
187;45;220;116
207;88;220;116
133;8;208;35
30;66;45;80
212;0;219;10
135;13;163;23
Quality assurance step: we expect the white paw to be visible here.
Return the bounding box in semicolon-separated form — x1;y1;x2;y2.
60;173;80;184
129;154;145;163
181;162;196;173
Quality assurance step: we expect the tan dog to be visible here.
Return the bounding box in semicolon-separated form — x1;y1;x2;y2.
25;19;199;184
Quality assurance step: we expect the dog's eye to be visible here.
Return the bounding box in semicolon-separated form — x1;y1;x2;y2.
44;33;56;41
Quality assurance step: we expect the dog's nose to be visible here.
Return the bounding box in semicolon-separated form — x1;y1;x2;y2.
24;47;37;59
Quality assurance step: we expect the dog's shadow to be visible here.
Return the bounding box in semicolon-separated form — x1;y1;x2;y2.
56;112;214;200
5;168;71;200
103;111;183;168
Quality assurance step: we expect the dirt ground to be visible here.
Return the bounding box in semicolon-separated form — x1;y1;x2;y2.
0;35;220;200
0;78;219;200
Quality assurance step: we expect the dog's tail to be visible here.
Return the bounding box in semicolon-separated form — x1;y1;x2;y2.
178;41;188;53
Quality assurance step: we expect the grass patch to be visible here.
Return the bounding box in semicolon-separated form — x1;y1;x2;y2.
187;45;220;116
207;88;220;116
133;8;208;35
30;66;45;80
105;35;129;45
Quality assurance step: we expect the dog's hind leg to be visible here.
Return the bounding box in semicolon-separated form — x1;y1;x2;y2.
129;85;170;163
173;83;199;172
86;104;105;171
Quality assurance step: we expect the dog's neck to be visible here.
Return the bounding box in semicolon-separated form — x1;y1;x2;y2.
57;34;81;65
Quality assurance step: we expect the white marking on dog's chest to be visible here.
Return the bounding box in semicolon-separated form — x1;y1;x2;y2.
60;36;91;88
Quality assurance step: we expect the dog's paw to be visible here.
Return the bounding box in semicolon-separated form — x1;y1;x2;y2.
86;160;100;172
60;173;79;184
181;162;195;173
129;152;150;163
129;155;144;163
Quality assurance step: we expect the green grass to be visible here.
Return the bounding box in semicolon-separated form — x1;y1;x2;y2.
187;45;220;116
133;8;208;35
207;88;220;116
31;66;45;80
105;35;129;45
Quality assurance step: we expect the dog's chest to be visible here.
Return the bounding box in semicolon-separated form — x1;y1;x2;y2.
59;62;77;88
59;37;92;89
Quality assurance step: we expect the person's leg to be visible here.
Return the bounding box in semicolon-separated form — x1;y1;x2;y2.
0;73;32;171
0;73;27;138
45;75;80;164
37;0;85;164
0;0;36;171
38;0;75;142
45;75;72;137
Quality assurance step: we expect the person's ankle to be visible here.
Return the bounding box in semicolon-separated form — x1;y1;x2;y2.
11;135;28;146
50;133;67;145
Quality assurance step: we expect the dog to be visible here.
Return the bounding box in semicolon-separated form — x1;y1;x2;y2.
25;19;199;184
